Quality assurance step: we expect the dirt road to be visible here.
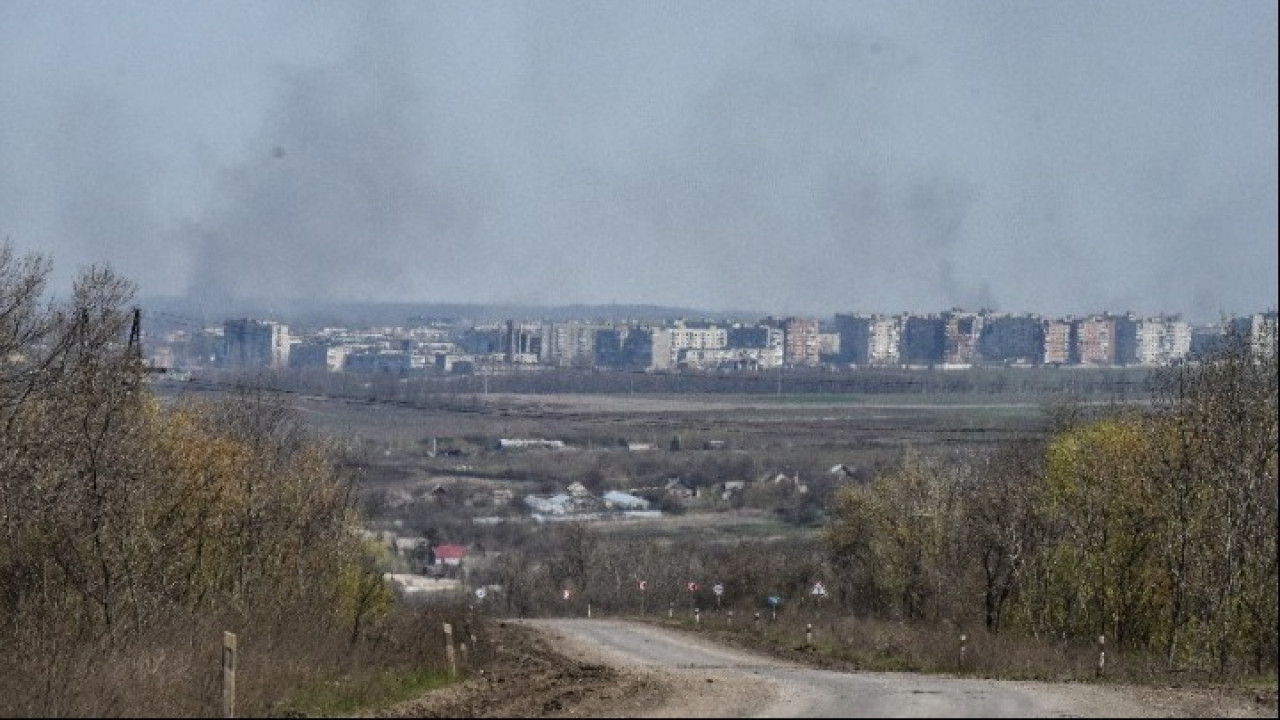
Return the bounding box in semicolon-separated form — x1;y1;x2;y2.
527;618;1150;718
376;618;1275;718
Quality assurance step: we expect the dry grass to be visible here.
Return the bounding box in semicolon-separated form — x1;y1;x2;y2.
643;610;1278;691
0;602;490;718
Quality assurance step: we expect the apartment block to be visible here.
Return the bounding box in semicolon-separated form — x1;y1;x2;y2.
834;314;872;365
727;324;784;351
868;316;902;366
659;321;728;368
223;319;290;369
1248;311;1278;358
1043;319;1074;365
594;326;655;371
901;314;946;366
781;317;821;367
943;311;983;365
1135;316;1191;366
546;322;606;367
979;314;1045;365
1075;315;1116;366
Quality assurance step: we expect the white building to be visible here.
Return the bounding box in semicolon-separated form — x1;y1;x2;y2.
1136;317;1191;366
868;316;902;366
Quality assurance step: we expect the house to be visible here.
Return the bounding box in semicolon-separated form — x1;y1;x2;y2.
524;494;575;516
720;480;748;500
602;490;650;511
431;544;468;567
761;471;807;494
664;477;698;499
498;438;566;450
394;536;427;555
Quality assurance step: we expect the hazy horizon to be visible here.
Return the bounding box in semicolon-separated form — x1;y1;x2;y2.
3;1;1276;325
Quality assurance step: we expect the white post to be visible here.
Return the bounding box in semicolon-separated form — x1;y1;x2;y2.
959;634;967;667
806;623;813;646
695;608;701;625
444;623;457;680
221;631;237;719
1096;635;1106;678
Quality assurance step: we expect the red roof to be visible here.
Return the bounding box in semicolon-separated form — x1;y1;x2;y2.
433;544;468;560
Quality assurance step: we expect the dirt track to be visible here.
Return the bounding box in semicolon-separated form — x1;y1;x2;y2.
374;619;1277;718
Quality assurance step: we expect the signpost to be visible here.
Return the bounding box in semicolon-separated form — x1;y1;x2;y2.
221;631;237;719
767;595;781;621
810;581;827;597
713;583;724;611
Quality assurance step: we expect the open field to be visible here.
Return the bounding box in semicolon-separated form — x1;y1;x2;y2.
160;383;1057;450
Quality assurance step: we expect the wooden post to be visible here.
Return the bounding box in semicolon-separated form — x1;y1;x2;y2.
444;623;457;680
221;631;237;719
1096;634;1106;678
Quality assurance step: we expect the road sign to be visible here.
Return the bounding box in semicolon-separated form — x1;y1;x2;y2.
474;587;486;600
811;581;827;597
638;580;648;592
563;589;571;601
712;583;724;596
767;595;782;608
687;582;699;592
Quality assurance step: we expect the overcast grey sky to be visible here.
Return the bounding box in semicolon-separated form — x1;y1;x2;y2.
1;1;1275;322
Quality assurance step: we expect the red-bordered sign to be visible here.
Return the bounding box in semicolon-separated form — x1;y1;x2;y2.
638;580;648;591
687;582;699;592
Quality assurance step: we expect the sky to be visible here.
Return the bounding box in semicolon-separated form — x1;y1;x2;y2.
1;0;1276;323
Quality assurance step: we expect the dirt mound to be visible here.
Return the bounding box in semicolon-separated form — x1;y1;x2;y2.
372;622;668;718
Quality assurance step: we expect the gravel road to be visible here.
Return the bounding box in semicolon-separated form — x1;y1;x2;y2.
521;618;1272;718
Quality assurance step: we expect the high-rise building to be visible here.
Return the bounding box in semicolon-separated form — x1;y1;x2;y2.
901;314;946;366
1043;319;1074;365
978;314;1045;365
780;317;821;366
546;322;606;367
1248;311;1278;358
943;310;983;365
223;319;290;369
1135;316;1191;366
1113;312;1139;366
834;314;872;365
1075;315;1116;366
